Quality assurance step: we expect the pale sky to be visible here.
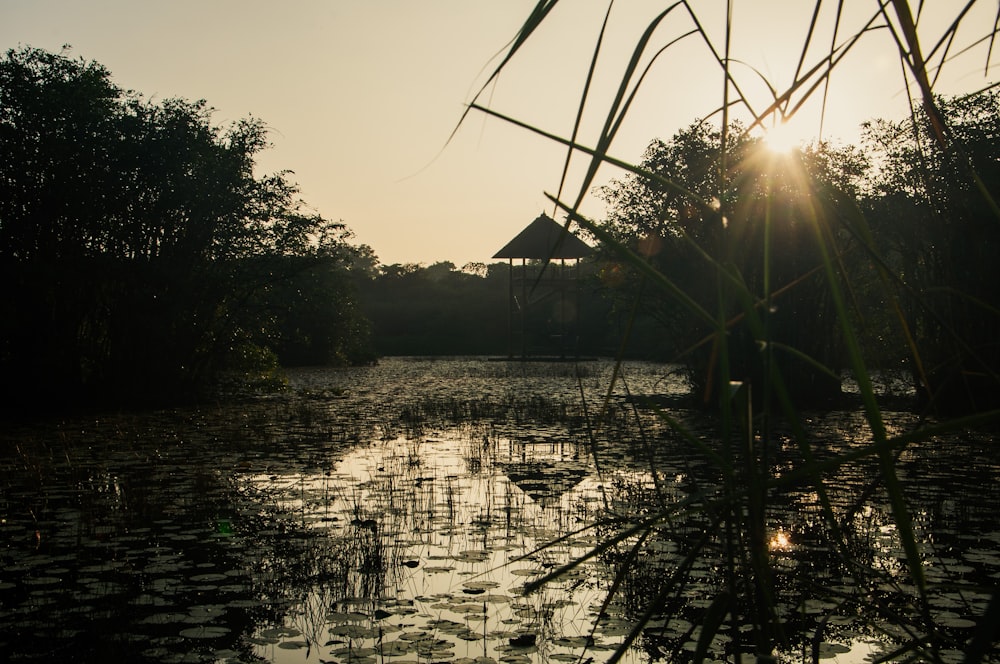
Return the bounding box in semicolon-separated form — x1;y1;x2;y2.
3;1;997;267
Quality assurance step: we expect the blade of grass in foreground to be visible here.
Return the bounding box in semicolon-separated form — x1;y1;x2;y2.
809;191;928;600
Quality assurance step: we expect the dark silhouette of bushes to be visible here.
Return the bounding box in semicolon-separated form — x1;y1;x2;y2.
596;122;868;407
356;260;619;358
0;46;373;412
862;90;1000;413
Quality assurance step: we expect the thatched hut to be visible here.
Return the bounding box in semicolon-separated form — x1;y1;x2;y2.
493;213;593;359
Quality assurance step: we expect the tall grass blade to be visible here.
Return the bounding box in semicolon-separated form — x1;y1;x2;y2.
475;2;1000;660
963;590;1000;664
693;590;731;664
809;190;928;599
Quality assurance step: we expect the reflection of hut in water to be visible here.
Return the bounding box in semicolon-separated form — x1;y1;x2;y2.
503;461;590;508
498;432;591;507
493;212;593;360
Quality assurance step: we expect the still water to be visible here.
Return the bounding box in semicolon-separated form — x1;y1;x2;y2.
1;357;997;663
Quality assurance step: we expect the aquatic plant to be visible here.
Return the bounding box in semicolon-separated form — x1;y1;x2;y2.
465;2;1000;662
3;360;998;663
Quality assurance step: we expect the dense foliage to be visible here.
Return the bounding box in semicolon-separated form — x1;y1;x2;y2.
5;45;998;417
597;122;869;406
356;260;620;358
862;90;1000;412
0;47;373;411
594;92;1000;414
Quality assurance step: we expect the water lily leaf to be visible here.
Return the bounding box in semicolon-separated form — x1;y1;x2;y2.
415;639;454;656
139;612;189;625
816;642;851;658
330;624;378;639
23;576;60;585
498;654;532;663
331;646;378;656
453;550;490;563
327;611;369;623
376;641;416;657
278;640;309;649
938;615;976;628
427;619;467;633
179;625;230;639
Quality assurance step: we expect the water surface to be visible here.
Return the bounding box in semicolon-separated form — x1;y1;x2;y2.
1;357;997;663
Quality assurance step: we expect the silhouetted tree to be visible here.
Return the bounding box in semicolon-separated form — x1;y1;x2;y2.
598;122;868;406
862;90;1000;413
0;46;372;410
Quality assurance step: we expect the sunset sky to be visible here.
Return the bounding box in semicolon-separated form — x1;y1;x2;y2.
3;1;997;266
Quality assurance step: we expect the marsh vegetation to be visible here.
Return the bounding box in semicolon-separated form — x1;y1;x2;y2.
2;358;998;663
4;2;1000;662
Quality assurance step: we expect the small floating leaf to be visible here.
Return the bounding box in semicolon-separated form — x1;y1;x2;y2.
330;624;378;639
817;642;851;658
180;625;230;639
509;568;544;576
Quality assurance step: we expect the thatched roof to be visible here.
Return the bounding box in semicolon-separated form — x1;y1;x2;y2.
493;212;593;260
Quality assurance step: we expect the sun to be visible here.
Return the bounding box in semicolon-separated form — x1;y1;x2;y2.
761;118;810;154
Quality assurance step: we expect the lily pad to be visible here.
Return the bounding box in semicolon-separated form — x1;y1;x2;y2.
816;642;851;658
330;624;379;639
179;625;230;639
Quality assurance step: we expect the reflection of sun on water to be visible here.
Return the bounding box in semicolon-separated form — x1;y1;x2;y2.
769;529;792;551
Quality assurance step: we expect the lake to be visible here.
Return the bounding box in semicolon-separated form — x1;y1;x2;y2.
1;357;997;663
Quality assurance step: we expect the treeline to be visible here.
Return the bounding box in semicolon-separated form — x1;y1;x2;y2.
0;46;373;412
4;46;1000;416
358;262;510;356
590;91;1000;413
354;260;634;358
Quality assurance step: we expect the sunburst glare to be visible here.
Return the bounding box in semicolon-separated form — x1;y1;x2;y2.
762;118;810;154
769;529;793;551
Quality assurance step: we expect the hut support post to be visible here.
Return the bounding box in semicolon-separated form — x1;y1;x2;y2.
507;259;513;359
520;258;527;360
